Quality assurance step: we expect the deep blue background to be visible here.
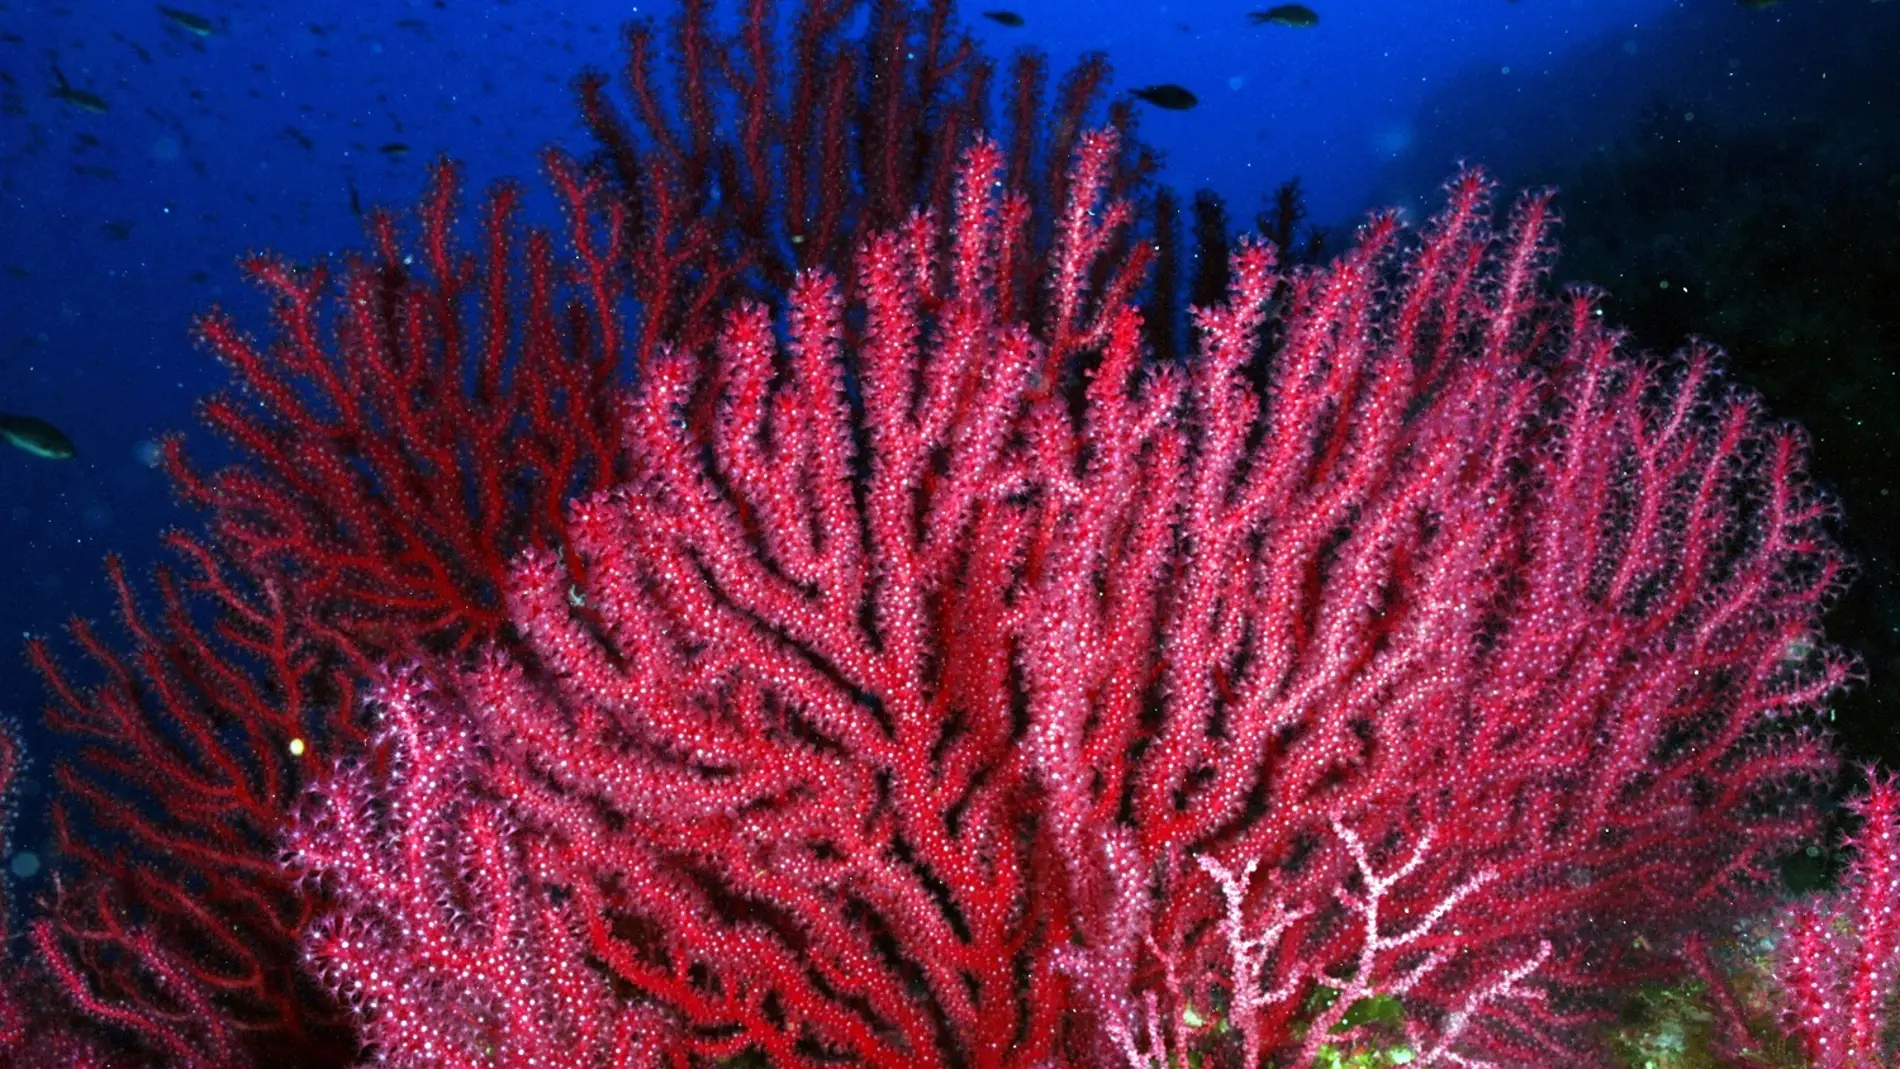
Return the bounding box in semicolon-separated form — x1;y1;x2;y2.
1;0;1894;889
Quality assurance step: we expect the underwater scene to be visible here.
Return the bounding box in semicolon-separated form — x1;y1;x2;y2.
1;0;1897;1065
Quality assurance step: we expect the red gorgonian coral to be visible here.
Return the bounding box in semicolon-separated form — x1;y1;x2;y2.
288;128;1853;1068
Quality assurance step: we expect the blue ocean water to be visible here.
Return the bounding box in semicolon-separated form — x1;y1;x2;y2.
0;0;1895;908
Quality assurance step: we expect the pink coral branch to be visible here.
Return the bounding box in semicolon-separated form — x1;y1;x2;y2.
1775;773;1900;1067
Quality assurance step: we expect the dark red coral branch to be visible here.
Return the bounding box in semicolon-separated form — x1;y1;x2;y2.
164;156;632;655
573;0;1150;342
24;538;363;1064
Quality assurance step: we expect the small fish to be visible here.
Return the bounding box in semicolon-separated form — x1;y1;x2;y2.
112;32;155;64
1129;84;1198;111
0;413;76;460
347;176;363;218
49;63;108;113
379;141;410;160
980;10;1024;26
157;5;216;36
101;220;134;240
283;125;314;151
1250;4;1321;27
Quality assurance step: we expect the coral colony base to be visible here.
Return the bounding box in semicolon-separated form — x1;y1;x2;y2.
2;2;1891;1068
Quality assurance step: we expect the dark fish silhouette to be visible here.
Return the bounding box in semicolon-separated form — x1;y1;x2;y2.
1250;4;1320;27
1130;84;1198;110
0;413;76;460
157;5;216;36
49;63;107;113
980;10;1025;26
113;32;155;64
